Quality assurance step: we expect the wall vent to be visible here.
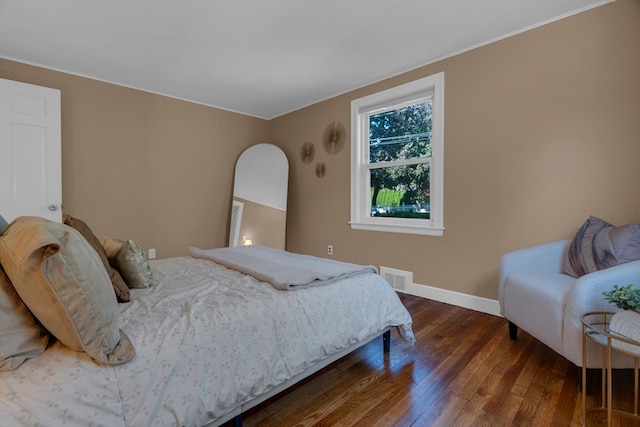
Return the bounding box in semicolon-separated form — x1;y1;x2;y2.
379;266;413;292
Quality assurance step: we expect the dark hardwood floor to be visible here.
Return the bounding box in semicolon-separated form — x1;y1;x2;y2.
239;293;639;427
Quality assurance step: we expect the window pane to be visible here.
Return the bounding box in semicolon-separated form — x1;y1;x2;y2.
369;100;432;164
369;163;430;219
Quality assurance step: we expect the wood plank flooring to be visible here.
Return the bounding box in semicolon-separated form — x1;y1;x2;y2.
238;294;639;427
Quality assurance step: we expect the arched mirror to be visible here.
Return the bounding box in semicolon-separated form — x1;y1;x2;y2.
230;143;288;249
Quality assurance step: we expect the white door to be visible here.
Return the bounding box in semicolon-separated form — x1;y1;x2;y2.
0;78;61;223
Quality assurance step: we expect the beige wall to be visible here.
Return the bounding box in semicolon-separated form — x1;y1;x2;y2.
0;59;270;258
1;0;638;301
270;0;640;300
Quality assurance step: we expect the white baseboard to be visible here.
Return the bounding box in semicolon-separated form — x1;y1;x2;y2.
399;281;502;317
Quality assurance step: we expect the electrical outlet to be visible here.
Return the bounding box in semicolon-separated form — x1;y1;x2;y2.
148;248;156;259
327;245;333;256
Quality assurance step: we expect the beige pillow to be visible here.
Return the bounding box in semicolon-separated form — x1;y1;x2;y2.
0;217;134;365
0;265;49;370
103;237;154;289
62;214;130;302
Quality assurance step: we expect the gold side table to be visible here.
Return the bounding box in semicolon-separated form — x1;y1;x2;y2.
581;312;640;427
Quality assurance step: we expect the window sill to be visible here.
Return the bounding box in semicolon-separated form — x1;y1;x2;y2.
349;220;444;236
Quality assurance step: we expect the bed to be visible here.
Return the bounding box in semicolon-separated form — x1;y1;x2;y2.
0;216;414;427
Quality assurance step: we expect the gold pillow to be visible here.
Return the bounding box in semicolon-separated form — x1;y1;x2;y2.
103;237;154;289
0;217;134;365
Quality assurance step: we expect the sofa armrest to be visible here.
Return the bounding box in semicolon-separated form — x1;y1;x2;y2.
565;259;640;324
499;240;570;310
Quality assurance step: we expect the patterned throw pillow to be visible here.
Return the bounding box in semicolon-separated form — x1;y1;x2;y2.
565;216;640;277
103;237;154;289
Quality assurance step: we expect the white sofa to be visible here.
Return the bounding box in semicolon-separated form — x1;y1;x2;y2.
499;239;640;368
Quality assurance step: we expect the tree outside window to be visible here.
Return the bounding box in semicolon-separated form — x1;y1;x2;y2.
350;72;444;236
369;101;432;219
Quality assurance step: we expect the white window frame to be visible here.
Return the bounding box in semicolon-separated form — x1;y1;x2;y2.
350;72;444;236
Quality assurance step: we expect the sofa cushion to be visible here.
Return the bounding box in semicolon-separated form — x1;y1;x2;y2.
565;216;640;278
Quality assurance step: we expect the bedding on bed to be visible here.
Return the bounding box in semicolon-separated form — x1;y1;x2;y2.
189;244;378;290
1;255;414;427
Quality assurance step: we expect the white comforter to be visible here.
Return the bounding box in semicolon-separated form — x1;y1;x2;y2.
1;256;414;427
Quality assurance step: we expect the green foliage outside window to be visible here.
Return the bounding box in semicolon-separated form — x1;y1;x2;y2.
369;101;432;217
370;188;403;207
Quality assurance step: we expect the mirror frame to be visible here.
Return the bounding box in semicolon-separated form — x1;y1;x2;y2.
230;144;289;249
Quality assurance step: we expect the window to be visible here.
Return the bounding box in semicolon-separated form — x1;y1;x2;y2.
350;72;444;236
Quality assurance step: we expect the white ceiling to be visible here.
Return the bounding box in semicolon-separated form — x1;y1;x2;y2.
0;0;610;119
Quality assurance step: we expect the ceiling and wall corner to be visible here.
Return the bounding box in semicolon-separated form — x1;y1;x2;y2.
0;0;612;119
0;57;271;258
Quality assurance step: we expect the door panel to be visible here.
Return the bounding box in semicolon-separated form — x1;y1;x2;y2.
0;78;61;223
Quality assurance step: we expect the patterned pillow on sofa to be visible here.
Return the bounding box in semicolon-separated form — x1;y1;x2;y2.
565;215;640;277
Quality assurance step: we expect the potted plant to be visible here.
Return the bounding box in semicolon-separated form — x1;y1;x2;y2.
602;284;640;354
603;284;640;312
